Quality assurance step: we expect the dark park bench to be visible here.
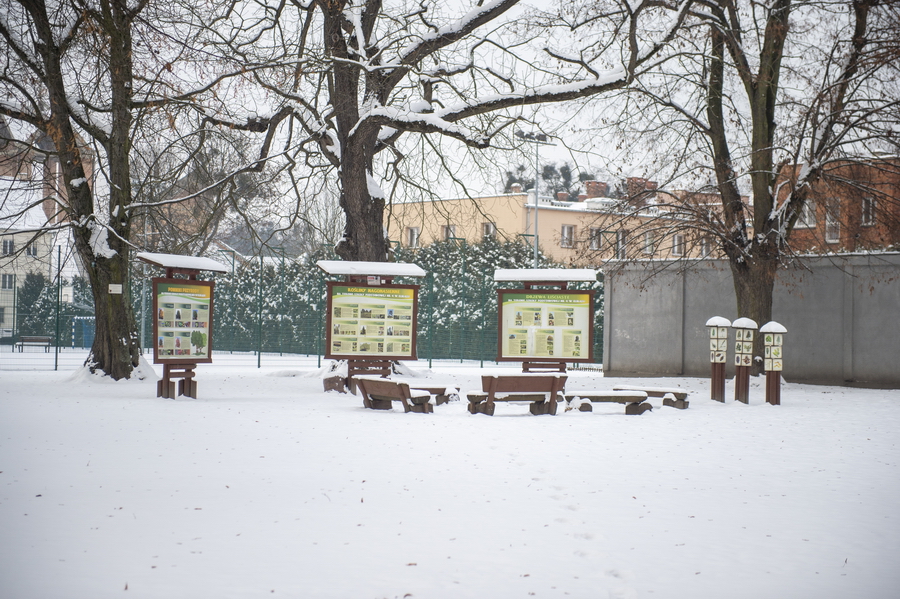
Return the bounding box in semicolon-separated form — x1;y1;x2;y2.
564;390;652;415
356;376;434;413
613;385;690;409
15;335;52;352
467;374;567;415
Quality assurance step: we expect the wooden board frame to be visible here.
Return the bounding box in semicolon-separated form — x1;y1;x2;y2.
325;281;419;361
496;288;594;364
152;278;215;365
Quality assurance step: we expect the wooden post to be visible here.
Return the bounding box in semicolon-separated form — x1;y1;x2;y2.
765;371;781;405
761;321;786;405
711;362;726;402
731;319;758;405
706;317;730;402
734;365;750;404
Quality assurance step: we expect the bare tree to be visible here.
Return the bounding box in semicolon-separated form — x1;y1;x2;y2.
0;0;282;378
189;0;695;262
577;0;899;348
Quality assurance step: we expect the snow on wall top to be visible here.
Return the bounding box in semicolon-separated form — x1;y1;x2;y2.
706;316;732;327
760;321;788;334
732;317;759;329
316;260;426;277
493;268;599;282
137;252;229;273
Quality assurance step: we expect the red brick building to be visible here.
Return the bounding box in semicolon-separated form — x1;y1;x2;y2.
783;158;900;253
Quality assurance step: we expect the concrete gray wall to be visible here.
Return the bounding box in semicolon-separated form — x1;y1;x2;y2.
603;253;900;387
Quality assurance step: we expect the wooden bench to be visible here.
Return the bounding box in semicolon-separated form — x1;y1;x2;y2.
564;390;652;415
467;374;567;416
356;376;434;413
613;385;690;409
15;335;52;352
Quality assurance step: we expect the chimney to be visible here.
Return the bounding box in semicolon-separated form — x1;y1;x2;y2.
626;177;658;207
510;183;523;193
584;180;608;198
557;192;569;202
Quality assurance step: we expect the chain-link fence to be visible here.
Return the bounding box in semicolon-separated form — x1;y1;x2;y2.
1;240;604;371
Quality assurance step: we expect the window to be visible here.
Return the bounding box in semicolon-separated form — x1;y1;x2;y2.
406;227;420;248
861;197;876;227
642;232;656;255
672;234;685;257
442;225;456;241
589;228;602;250
615;230;628;259
25;244;38;257
797;200;816;228
825;204;840;243
482;222;496;239
1;239;13;255
560;225;575;248
0;306;4;323
700;237;712;258
1;274;15;289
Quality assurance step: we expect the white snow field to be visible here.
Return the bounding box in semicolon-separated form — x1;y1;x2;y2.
1;356;898;599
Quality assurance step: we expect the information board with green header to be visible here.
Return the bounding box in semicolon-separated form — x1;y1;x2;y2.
152;278;215;364
497;289;594;362
325;282;419;360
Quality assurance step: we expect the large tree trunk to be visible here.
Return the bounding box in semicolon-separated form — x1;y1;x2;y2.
79;249;140;379
81;0;141;378
334;151;388;262
728;249;778;375
35;0;141;379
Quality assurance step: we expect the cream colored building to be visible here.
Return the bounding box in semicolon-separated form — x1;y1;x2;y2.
1;117;84;335
386;182;711;266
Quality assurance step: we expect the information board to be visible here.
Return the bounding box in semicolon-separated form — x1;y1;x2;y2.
325;282;419;360
152;278;214;364
497;289;594;362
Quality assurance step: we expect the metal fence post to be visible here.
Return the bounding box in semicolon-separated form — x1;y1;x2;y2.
317;273;324;368
427;271;434;369
257;254;263;368
479;275;486;368
54;246;61;371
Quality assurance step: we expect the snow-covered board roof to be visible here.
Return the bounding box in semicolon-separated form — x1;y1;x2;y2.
137;252;229;273
760;321;788;333
494;268;599;282
316;260;426;277
732;317;759;329
706;316;732;327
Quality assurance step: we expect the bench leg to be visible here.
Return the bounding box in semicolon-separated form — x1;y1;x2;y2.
662;397;689;410
369;398;392;410
625;402;653;415
323;375;347;393
468;401;494;415
529;400;558;415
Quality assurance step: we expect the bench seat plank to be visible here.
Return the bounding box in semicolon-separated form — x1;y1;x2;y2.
565;391;647;404
613;385;688;401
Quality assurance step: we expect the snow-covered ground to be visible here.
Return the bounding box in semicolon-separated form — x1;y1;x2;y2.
1;355;898;598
